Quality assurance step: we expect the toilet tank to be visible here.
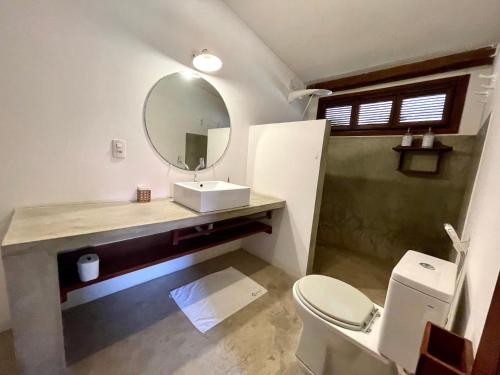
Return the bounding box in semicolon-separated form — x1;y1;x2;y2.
378;250;457;373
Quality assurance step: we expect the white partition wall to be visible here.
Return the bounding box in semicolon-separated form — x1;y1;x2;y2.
243;120;329;277
459;55;500;351
207;128;231;166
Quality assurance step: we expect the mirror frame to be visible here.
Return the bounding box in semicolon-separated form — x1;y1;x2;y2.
143;72;232;171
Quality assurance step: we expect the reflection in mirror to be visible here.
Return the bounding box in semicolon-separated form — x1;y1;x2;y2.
144;72;230;170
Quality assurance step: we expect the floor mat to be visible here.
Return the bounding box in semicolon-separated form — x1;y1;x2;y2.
170;267;267;333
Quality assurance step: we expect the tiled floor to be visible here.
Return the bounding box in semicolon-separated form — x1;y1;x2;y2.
313;245;394;306
0;250;302;375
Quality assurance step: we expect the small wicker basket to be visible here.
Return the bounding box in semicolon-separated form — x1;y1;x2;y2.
137;186;151;203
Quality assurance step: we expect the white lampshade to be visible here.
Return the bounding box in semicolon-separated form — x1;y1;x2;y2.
192;49;222;73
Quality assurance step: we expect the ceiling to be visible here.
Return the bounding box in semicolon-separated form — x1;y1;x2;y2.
223;0;500;83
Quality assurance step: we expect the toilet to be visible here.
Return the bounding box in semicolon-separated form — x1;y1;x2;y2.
293;250;457;375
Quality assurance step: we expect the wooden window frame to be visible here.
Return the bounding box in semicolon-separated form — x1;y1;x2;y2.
317;75;470;136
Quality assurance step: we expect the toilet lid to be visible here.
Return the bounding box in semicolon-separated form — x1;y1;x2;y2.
297;275;375;330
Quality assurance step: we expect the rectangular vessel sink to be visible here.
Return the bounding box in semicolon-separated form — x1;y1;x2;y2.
173;181;251;213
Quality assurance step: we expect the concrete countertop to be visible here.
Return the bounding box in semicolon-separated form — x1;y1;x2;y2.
1;192;285;256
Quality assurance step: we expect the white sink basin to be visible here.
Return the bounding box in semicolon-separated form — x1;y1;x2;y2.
173;181;251;212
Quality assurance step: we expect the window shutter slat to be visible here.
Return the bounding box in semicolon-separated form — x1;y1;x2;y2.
319;75;468;135
400;93;447;123
325;105;352;126
357;101;393;125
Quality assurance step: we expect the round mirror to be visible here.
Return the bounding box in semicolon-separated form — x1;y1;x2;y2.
144;72;231;170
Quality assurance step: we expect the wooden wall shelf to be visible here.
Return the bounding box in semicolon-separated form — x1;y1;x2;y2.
393;141;453;175
57;215;272;302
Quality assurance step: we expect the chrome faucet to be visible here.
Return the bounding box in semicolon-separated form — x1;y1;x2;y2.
176;156;189;170
194;157;205;182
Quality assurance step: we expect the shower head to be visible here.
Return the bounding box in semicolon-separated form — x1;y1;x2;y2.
289;88;333;119
288;88;333;103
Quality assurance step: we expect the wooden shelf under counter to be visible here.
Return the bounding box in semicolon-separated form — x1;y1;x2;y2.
58;215;273;302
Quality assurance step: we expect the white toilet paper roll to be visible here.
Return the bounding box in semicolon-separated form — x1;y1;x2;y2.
77;254;99;282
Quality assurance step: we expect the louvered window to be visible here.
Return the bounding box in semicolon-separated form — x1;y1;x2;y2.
325;105;351;126
358;101;393;125
317;75;469;135
400;93;446;123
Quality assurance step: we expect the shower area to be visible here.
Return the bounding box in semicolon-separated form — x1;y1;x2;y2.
313;128;488;306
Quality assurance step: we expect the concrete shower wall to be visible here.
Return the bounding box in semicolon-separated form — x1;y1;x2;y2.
317;135;476;266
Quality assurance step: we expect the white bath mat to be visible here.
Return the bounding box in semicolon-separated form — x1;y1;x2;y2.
170;267;267;333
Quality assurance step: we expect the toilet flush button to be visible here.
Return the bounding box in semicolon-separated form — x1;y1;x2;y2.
419;262;435;270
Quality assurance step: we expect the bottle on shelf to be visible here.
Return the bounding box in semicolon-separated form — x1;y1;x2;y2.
422;127;435;148
401;128;413;147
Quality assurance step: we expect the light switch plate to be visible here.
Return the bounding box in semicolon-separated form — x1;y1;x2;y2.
112;139;127;158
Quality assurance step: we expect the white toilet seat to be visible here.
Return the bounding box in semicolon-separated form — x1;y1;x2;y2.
295;275;377;331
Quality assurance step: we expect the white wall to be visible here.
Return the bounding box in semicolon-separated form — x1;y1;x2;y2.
243;120;329;277
459;56;500;351
0;0;303;331
306;66;493;135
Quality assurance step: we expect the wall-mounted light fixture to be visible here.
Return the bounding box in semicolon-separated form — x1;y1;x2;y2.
192;49;223;73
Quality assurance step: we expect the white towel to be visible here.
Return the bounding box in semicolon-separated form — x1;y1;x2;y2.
170;267;267;333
